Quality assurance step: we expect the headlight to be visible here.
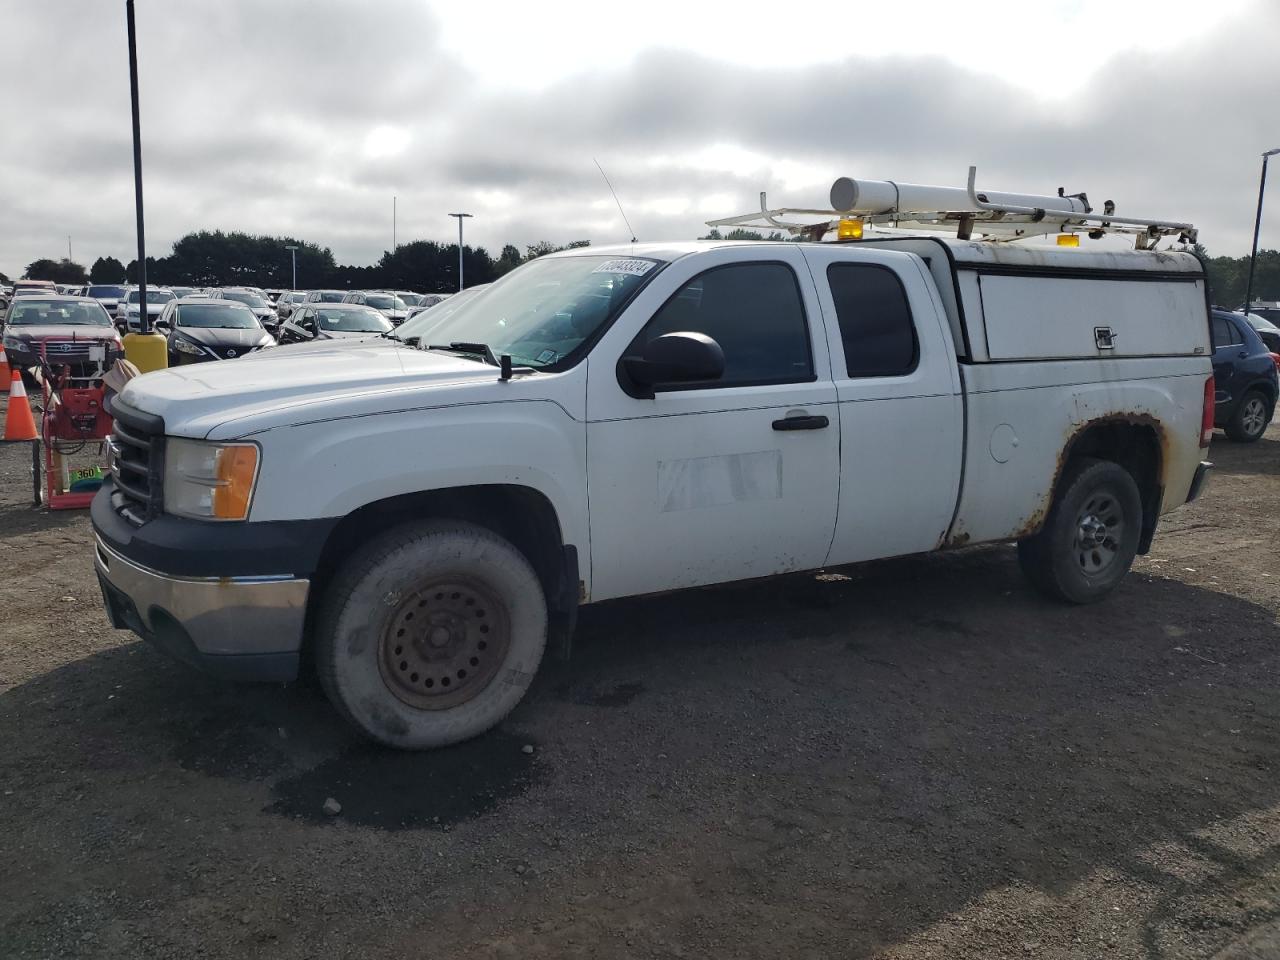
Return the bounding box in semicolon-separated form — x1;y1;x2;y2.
3;334;25;351
163;438;260;521
172;337;204;356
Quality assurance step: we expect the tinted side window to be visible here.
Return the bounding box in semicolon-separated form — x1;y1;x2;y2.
827;263;918;377
631;262;812;386
1212;316;1236;349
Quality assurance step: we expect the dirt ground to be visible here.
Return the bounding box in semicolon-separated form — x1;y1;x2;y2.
1;412;1279;960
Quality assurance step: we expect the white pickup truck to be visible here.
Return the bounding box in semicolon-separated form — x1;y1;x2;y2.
93;236;1214;748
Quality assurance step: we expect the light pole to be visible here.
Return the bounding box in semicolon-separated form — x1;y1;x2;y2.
1244;148;1280;316
285;245;298;290
449;212;472;292
123;0;166;370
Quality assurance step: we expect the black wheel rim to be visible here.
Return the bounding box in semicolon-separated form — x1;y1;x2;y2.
377;575;511;711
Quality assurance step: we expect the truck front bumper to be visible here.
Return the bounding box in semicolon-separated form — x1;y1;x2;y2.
94;535;308;682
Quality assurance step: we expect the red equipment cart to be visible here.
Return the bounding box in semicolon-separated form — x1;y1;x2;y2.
31;341;114;509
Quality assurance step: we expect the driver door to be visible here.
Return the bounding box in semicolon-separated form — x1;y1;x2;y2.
585;246;840;601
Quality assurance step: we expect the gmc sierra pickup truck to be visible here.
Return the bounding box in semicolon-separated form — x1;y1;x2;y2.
93;236;1214;749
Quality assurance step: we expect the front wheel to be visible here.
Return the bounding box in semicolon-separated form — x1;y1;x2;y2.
316;520;548;749
1017;457;1142;604
1225;390;1271;443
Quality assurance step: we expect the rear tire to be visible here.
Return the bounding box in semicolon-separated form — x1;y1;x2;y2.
315;519;548;750
1225;390;1271;443
1017;457;1142;604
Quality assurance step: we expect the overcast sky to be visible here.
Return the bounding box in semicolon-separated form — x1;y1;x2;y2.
2;0;1277;279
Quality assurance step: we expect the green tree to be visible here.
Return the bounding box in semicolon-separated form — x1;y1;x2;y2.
24;258;88;283
494;243;522;277
0;270;10;285
89;256;127;283
1200;248;1280;308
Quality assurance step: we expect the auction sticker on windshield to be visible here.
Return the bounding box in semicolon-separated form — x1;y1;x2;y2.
592;259;656;276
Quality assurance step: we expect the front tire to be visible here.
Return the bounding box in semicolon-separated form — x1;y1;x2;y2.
1017;457;1142;604
1225;390;1271;443
316;520;548;750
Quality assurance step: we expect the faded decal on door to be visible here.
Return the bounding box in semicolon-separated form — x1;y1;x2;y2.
657;450;782;512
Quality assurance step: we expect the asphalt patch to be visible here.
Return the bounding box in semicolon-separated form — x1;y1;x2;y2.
555;680;646;707
265;729;540;829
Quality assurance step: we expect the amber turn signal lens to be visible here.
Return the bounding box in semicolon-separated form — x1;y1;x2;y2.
212;445;258;519
1057;234;1080;247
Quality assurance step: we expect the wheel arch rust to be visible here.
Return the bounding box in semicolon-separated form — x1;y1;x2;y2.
1011;412;1168;546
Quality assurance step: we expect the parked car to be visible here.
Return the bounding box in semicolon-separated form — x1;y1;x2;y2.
1243;312;1280;353
1242;301;1280;325
155;298;275;365
383;290;424;308
303;289;348;304
1210;308;1279;442
85;283;128;318
274;290;307;322
121;287;176;332
94;237;1214;749
167;286;196;299
277;303;393;343
342;291;409;325
12;280;58;298
265;289;284;302
2;295;123;374
207;288;278;334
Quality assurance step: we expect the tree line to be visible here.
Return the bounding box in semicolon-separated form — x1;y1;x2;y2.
8;231;594;293
10;233;1280;308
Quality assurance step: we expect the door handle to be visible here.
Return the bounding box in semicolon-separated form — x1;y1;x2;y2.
1238;350;1249;359
772;414;830;431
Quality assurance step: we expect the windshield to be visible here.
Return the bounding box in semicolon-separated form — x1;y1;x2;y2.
176;304;261;329
8;300;112;326
126;290;174;305
87;285;126;299
1246;313;1280;332
410;257;659;366
219;290;268;308
398;293;423;306
168;286;194;298
316;307;392;333
396;288;484;340
313;290;345;303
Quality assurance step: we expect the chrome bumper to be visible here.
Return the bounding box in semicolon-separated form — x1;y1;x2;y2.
94;535;309;661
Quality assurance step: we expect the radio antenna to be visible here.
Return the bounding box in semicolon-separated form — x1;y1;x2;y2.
594;158;636;243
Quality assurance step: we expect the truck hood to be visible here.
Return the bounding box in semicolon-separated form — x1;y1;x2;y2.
119;340;502;439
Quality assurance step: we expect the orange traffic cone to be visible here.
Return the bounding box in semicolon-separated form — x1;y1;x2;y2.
4;370;38;441
0;348;10;394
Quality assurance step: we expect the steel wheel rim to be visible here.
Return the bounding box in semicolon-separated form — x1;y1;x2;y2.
1242;398;1267;437
1074;490;1124;576
377;575;511;711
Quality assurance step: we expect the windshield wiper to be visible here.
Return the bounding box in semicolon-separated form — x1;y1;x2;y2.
427;341;500;367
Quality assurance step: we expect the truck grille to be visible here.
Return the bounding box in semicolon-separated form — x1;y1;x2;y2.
108;402;165;525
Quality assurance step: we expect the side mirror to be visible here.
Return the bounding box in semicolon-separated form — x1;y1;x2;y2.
154;319;170;331
621;332;725;398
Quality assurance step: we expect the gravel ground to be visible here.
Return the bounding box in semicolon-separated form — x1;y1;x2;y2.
1;413;1278;959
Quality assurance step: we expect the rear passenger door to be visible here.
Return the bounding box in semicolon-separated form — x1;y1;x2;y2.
585;247;840;600
800;248;965;565
1211;313;1246;409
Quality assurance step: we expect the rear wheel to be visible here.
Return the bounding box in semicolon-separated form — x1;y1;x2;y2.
1225;390;1271;443
316;519;547;750
1017;457;1142;604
